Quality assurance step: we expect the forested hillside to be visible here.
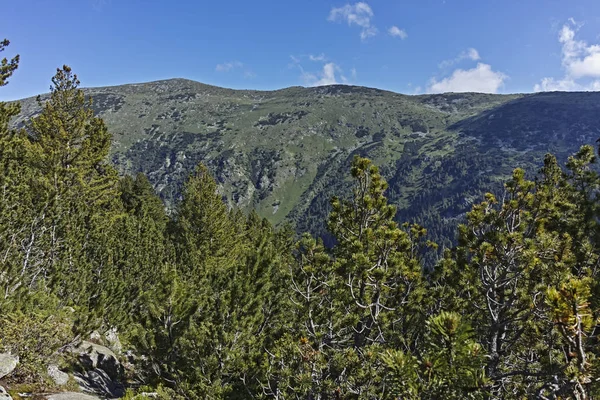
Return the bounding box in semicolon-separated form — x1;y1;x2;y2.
13;75;600;252
3;40;600;400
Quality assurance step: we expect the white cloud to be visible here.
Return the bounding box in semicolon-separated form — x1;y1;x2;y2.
560;24;600;78
329;2;373;28
309;53;327;62
533;77;600;92
568;54;600;78
291;55;353;86
290;54;328;64
311;63;340;86
215;61;243;72
388;26;407;39
301;71;317;83
535;19;600;91
534;77;577;91
439;48;480;69
328;2;377;41
465;48;480;61
360;26;378;40
299;63;346;86
428;63;507;93
216;61;255;78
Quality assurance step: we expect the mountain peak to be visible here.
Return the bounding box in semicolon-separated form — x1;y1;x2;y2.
13;81;600;243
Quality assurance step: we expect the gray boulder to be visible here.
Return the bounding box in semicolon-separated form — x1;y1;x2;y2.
0;353;18;379
104;328;122;354
47;364;70;386
89;331;103;343
132;394;158;399
74;368;124;398
46;393;100;400
75;341;122;380
0;385;12;400
70;341;125;398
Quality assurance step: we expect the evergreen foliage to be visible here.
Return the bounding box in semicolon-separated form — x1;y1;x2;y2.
2;44;600;399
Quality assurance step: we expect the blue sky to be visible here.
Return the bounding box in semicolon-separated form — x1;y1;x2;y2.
2;0;600;100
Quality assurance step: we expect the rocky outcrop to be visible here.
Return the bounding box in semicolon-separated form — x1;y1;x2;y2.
0;353;18;379
71;341;124;398
0;386;12;400
75;341;122;380
104;329;122;354
89;329;122;355
73;368;124;398
47;364;70;386
46;393;100;400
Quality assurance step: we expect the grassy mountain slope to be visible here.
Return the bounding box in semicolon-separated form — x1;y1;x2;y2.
14;79;600;248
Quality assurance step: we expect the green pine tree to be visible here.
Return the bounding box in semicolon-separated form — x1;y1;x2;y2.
264;156;432;398
23;65;120;330
383;311;487;399
0;38;33;312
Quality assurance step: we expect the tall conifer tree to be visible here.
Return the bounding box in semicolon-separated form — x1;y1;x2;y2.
25;66;119;323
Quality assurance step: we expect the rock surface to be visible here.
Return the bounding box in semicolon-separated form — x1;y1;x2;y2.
48;364;70;386
89;331;103;343
75;341;122;380
0;385;12;400
104;329;122;354
69;341;124;398
0;353;18;379
46;393;100;400
74;368;124;398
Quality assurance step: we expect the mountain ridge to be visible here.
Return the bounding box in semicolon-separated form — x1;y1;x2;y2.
14;76;556;100
11;80;600;248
